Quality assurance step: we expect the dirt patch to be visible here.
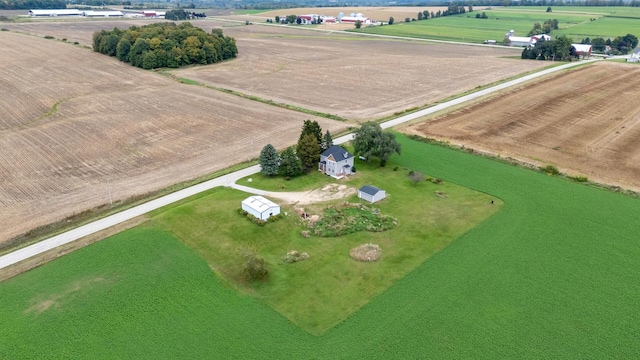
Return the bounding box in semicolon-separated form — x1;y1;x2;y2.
266;183;356;204
350;243;382;262
403;62;640;193
24;276;107;315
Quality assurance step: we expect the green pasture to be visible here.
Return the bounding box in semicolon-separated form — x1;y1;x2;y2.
359;7;638;43
149;160;500;334
1;134;640;358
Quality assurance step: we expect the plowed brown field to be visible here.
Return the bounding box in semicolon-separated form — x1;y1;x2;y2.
0;31;344;244
405;62;640;192
3;20;548;121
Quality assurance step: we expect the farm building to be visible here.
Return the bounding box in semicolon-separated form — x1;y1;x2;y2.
241;196;280;221
319;145;354;179
627;48;640;63
572;44;592;58
82;11;124;18
508;36;534;47
531;34;551;44
141;11;165;18
29;9;82;17
358;185;386;204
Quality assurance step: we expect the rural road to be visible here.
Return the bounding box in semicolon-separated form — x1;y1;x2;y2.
0;58;599;271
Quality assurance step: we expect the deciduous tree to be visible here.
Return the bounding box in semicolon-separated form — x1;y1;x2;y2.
353;122;401;167
408;170;426;186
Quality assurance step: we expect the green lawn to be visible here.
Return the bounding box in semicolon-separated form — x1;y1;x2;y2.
359;7;639;43
150;159;500;334
1;134;640;358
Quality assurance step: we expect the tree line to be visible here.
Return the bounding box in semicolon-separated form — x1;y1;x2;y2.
581;34;638;54
521;36;575;61
1;0;65;9
165;9;206;21
92;22;237;70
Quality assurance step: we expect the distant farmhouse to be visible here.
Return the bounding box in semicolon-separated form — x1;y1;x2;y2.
505;30;551;47
319;145;354;179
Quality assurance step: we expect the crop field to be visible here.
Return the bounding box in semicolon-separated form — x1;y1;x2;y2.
171;24;550;120
0;31;345;245
404;61;640;193
1;134;640;358
359;6;640;43
2;20;549;122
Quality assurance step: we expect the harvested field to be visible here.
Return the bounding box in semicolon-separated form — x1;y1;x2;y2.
4;20;548;121
404;61;640;192
171;24;548;120
0;31;345;244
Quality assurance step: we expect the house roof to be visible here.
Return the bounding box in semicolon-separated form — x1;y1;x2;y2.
242;196;279;213
359;185;383;196
321;145;353;161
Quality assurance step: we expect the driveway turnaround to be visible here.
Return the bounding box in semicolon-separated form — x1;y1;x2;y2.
0;58;598;271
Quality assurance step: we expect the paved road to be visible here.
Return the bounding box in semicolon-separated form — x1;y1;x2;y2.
0;58;599;271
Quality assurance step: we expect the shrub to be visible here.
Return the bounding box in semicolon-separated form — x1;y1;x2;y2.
62;38;67;42
571;176;588;183
243;250;268;281
352;166;356;173
73;41;79;45
1;28;9;32
393;166;398;171
44;35;55;39
541;164;560;175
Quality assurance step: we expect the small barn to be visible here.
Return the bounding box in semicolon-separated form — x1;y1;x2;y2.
242;196;280;221
358;185;386;204
572;44;592;58
319;145;354;179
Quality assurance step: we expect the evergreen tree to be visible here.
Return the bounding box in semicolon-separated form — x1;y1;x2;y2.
259;144;280;176
298;120;323;148
297;134;321;172
279;147;303;177
322;130;333;151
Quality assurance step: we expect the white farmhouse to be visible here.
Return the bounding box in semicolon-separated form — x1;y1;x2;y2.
318;145;354;179
241;196;280;221
358;185;386;204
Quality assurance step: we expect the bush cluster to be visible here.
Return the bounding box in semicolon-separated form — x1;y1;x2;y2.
312;203;396;237
92;22;237;69
237;209;283;226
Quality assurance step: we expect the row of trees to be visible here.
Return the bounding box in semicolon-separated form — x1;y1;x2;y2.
92;22;237;69
581;34;639;54
527;19;559;36
165;9;206;21
0;0;65;9
259;120;402;177
259;120;333;178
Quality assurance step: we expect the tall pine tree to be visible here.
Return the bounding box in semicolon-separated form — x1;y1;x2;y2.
259;144;280;176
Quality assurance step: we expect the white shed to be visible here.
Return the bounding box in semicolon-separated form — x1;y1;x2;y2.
241;196;280;221
358;185;386;204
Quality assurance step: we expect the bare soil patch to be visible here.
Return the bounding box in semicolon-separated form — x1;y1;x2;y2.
266;183;356;204
404;62;640;192
0;31;345;244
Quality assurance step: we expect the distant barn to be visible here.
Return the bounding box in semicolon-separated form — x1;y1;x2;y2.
29;9;82;17
572;44;592;58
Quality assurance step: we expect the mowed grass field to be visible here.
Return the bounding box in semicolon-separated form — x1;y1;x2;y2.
148;160;500;334
1;134;639;358
359;6;639;43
